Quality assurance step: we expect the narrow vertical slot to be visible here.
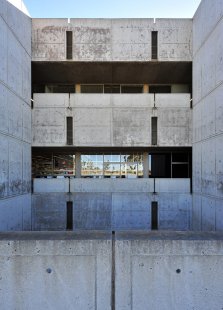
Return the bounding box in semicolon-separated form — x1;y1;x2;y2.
66;31;73;60
151;117;158;145
66;201;73;230
151;31;158;60
151;201;158;230
66;116;73;145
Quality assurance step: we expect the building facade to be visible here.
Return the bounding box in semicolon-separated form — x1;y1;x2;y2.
0;0;222;231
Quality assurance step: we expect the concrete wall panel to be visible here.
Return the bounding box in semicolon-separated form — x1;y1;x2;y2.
73;193;112;230
0;17;7;84
0;234;111;310
193;1;223;230
32;18;192;62
0;85;8;133
0;135;8;198
0;2;31;230
8;91;23;139
0;194;31;230
112;193;150;230
8;139;23;195
32;193;67;230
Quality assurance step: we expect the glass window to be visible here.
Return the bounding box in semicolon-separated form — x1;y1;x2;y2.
104;154;120;163
104;163;120;178
32;153;75;177
81;153;143;178
53;154;75;175
81;154;103;177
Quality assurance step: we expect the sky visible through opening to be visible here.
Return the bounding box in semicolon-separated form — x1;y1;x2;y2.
24;0;201;18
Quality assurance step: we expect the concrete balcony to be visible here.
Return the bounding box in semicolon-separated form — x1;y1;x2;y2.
32;93;192;147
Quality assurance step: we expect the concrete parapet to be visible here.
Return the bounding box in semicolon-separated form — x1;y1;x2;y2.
0;231;223;310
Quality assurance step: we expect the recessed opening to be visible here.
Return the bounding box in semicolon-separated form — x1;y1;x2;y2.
66;201;73;230
149;85;171;93
151;31;158;60
151;117;158;145
66;31;73;60
66;117;73;145
151;201;158;230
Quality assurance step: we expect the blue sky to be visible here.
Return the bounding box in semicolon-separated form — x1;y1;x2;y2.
24;0;201;18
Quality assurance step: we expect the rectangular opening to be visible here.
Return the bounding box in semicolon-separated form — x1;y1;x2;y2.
151;201;158;230
45;84;75;93
151;117;157;145
66;31;73;60
104;85;120;93
149;85;171;93
81;84;104;93
150;154;171;178
121;85;143;93
66;201;73;230
151;31;158;60
67;117;73;145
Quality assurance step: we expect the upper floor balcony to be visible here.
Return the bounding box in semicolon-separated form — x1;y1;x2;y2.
32;92;192;148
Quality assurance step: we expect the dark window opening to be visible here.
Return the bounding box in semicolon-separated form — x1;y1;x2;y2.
151;117;158;145
121;85;143;93
172;164;189;178
66;201;73;230
32;84;45;93
67;117;73;145
81;85;104;93
150;154;171;178
66;31;73;60
151;31;158;60
45;84;75;93
149;85;171;93
151;201;158;230
149;151;191;178
104;85;120;93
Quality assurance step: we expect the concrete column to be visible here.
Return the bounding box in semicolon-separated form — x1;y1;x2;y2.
75;152;81;178
75;84;81;93
143;152;149;178
143;84;149;93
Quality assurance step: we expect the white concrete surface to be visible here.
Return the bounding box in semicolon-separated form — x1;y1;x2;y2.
32;93;192;147
32;178;191;231
115;232;223;310
33;178;190;194
0;232;111;310
32;18;192;62
192;0;223;230
0;232;223;310
0;0;31;230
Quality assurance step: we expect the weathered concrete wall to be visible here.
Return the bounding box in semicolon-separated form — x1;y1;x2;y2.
32;18;192;62
192;0;223;230
0;232;223;310
32;93;191;147
0;232;111;310
32;179;191;231
115;231;223;310
0;0;32;230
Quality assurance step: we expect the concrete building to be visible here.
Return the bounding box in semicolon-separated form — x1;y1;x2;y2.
0;0;222;231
